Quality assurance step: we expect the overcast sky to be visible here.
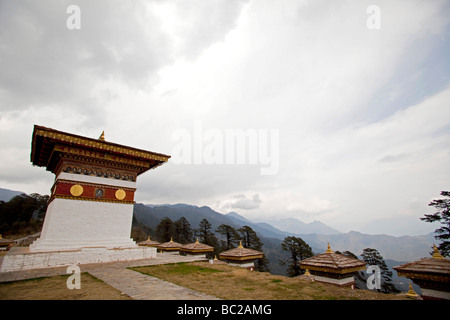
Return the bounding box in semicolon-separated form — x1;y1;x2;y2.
1;0;449;236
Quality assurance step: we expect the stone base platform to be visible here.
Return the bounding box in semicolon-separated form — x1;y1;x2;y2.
0;246;157;272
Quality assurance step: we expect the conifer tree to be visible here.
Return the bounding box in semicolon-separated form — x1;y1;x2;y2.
173;216;193;244
195;218;218;248
420;191;450;257
155;217;174;242
279;236;313;277
238;225;270;272
216;224;239;249
361;248;399;293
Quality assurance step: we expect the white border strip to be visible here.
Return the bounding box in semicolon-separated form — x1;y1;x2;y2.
57;172;137;189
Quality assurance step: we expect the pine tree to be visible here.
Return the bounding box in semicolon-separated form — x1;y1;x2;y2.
155;217;174;242
279;236;313;277
216;224;239;250
237;225;270;272
420;190;450;257
173;216;193;244
238;226;259;248
361;248;399;293
195;218;218;248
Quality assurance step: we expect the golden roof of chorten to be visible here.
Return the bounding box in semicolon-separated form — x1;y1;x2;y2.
138;236;161;247
219;241;264;261
158;238;182;250
180;239;214;252
394;245;450;278
299;243;366;274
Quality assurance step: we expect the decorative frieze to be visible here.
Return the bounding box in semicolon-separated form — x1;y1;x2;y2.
50;179;135;204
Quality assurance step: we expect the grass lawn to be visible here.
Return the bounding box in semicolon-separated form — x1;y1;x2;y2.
0;273;132;300
130;261;410;300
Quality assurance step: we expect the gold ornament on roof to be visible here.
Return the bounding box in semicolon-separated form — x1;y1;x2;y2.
99;131;105;141
406;283;418;297
325;242;333;253
432;244;444;259
238;241;244;249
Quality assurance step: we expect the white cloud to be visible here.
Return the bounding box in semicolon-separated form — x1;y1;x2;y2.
222;194;262;211
0;0;449;236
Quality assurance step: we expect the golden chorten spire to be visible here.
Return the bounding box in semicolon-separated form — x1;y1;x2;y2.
99;131;105;141
170;237;173;242
325;242;333;253
406;283;418;297
195;238;199;244
214;255;218;261
432;244;444;259
238;241;244;249
304;269;311;276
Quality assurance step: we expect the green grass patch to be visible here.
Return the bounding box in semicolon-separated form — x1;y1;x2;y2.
131;262;223;275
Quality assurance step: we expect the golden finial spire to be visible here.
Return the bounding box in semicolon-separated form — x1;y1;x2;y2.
406;283;418;297
0;234;2;239
304;269;311;276
195;238;199;244
214;255;218;261
147;236;150;241
325;242;333;253
432;244;444;259
99;131;105;141
238;241;244;249
170;237;173;242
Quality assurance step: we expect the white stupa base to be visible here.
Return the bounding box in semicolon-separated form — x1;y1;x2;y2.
29;197;136;252
312;275;355;287
29;238;138;252
227;261;255;268
0;246;157;272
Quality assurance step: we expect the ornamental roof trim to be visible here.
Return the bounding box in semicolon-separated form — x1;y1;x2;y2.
393;257;450;276
299;246;366;273
219;242;264;260
138;237;161;246
31;125;170;173
158;238;182;249
180;239;214;252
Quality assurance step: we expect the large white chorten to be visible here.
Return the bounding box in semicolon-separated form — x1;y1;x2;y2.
0;125;170;272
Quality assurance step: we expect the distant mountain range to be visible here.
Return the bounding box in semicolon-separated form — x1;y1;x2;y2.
133;202;436;262
1;187;437;264
0;187;23;202
253;217;343;235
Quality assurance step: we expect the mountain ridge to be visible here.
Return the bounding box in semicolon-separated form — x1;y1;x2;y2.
256;217;343;235
0;187;24;202
134;202;436;261
0;187;437;262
